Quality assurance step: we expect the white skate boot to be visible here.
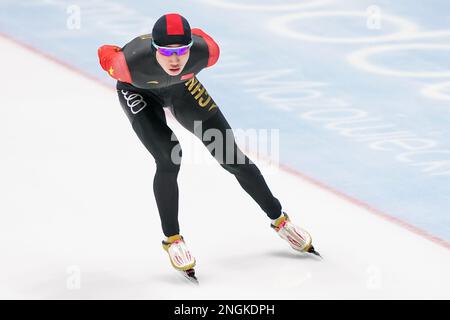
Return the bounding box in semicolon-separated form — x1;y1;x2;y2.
162;234;198;283
271;212;321;257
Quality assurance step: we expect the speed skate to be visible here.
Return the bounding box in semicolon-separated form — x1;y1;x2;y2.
271;212;322;258
162;235;199;285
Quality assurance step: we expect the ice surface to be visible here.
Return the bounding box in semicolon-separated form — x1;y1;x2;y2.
0;35;448;299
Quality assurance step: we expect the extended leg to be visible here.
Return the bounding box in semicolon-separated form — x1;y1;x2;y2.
197;110;283;219
169;79;283;219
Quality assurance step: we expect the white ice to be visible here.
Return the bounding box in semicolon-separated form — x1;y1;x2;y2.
0;35;448;299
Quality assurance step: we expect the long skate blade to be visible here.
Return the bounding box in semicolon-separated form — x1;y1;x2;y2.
180;269;199;285
307;246;323;259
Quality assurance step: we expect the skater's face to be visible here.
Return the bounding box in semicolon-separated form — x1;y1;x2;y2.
155;43;190;76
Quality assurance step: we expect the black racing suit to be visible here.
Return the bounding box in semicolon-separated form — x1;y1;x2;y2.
98;29;282;237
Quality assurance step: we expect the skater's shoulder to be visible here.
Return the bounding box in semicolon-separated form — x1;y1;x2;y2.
121;34;153;56
191;28;220;68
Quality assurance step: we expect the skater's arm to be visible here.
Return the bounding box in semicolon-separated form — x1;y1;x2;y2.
97;45;132;83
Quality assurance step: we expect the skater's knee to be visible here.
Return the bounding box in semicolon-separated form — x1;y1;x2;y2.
221;162;261;177
154;143;182;172
156;154;181;172
156;162;180;173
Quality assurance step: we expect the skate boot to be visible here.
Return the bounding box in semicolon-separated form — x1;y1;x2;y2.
162;234;198;284
271;212;321;257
